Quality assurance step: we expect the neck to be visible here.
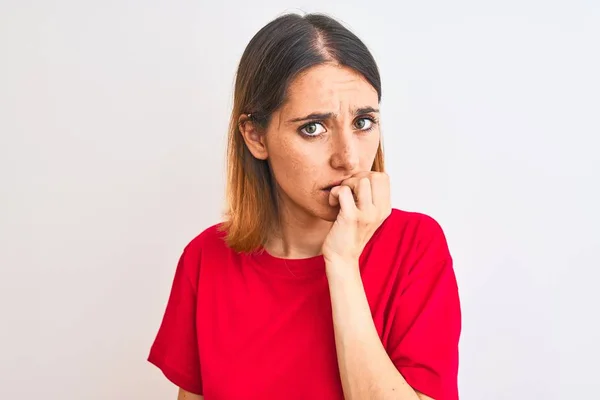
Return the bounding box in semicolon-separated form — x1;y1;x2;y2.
264;202;333;260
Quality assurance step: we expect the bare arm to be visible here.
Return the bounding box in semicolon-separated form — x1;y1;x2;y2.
177;388;203;400
326;261;434;400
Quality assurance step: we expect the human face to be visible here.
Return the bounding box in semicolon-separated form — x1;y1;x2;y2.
265;63;381;222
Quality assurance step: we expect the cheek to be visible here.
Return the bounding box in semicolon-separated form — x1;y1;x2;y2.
360;132;381;165
267;137;318;190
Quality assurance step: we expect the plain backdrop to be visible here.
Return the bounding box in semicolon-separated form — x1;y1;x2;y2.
1;1;599;399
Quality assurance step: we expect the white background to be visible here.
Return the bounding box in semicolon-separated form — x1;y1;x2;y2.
1;1;598;399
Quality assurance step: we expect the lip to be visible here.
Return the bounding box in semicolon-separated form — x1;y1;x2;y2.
322;179;347;191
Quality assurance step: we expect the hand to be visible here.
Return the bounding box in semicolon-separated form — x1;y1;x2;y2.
322;171;392;266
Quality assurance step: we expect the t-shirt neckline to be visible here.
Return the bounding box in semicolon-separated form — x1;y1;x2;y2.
250;248;326;279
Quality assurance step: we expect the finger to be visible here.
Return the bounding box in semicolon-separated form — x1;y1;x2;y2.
370;172;391;212
339;171;370;193
340;173;374;205
328;186;340;207
336;185;358;216
338;178;362;204
355;177;373;210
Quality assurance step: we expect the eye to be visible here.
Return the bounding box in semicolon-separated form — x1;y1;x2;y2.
355;117;374;131
300;122;327;137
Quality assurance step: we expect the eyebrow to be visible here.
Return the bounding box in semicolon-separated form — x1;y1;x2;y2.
287;106;380;123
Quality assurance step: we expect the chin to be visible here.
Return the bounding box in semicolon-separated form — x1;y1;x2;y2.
284;191;340;222
314;203;340;222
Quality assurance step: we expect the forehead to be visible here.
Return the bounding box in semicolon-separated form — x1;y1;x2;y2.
282;64;378;114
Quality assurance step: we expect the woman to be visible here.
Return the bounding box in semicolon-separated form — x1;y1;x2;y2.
148;12;461;400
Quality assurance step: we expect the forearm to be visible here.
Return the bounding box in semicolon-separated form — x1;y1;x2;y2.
326;260;420;400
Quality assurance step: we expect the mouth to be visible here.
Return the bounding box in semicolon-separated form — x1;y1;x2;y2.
322;180;344;192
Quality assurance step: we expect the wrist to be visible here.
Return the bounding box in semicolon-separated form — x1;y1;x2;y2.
325;257;361;281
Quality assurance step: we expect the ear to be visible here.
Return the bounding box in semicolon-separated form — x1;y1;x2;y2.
238;114;268;160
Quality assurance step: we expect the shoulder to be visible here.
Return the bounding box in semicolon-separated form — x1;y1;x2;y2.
384;208;447;235
175;222;230;285
376;208;451;262
183;222;228;256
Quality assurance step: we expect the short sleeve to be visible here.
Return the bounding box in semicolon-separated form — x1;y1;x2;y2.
148;247;203;395
389;217;461;400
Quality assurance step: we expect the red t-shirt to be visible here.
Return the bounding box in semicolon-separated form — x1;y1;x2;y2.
148;208;461;399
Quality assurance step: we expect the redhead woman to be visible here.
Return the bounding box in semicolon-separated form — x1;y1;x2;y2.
148;12;461;400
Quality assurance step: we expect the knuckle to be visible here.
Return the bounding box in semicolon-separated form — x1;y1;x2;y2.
374;172;389;182
346;212;358;222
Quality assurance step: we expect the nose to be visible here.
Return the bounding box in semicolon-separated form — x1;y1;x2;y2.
329;128;359;172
